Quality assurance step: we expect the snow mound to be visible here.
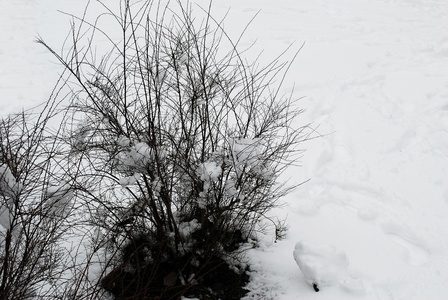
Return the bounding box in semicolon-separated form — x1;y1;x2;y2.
293;241;349;291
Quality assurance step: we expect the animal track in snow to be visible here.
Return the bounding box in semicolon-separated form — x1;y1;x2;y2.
381;222;431;266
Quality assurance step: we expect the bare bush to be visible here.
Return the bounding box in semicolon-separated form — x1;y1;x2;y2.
37;0;312;298
0;95;79;299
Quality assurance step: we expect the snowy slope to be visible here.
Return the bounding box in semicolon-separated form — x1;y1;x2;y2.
2;0;448;299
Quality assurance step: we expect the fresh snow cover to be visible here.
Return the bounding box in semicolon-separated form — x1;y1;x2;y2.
117;141;153;178
119;173;141;187
117;135;131;148
0;165;16;231
0;205;11;231
232;138;262;164
293;241;350;290
179;219;201;240
198;160;222;181
1;0;448;299
0;164;22;199
126;142;152;168
44;183;74;215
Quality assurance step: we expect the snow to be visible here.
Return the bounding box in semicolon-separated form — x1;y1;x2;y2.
117;135;131;147
232;138;262;165
293;241;350;290
1;0;448;299
0;164;22;199
198;160;222;181
179;219;201;240
0;205;11;231
119;173;140;187
44;183;74;216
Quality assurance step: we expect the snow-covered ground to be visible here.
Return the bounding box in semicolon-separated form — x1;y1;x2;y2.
2;0;448;299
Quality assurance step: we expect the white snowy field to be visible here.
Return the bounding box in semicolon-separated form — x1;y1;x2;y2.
1;0;448;299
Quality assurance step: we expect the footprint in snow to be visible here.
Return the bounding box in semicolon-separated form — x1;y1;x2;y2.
381;221;431;266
